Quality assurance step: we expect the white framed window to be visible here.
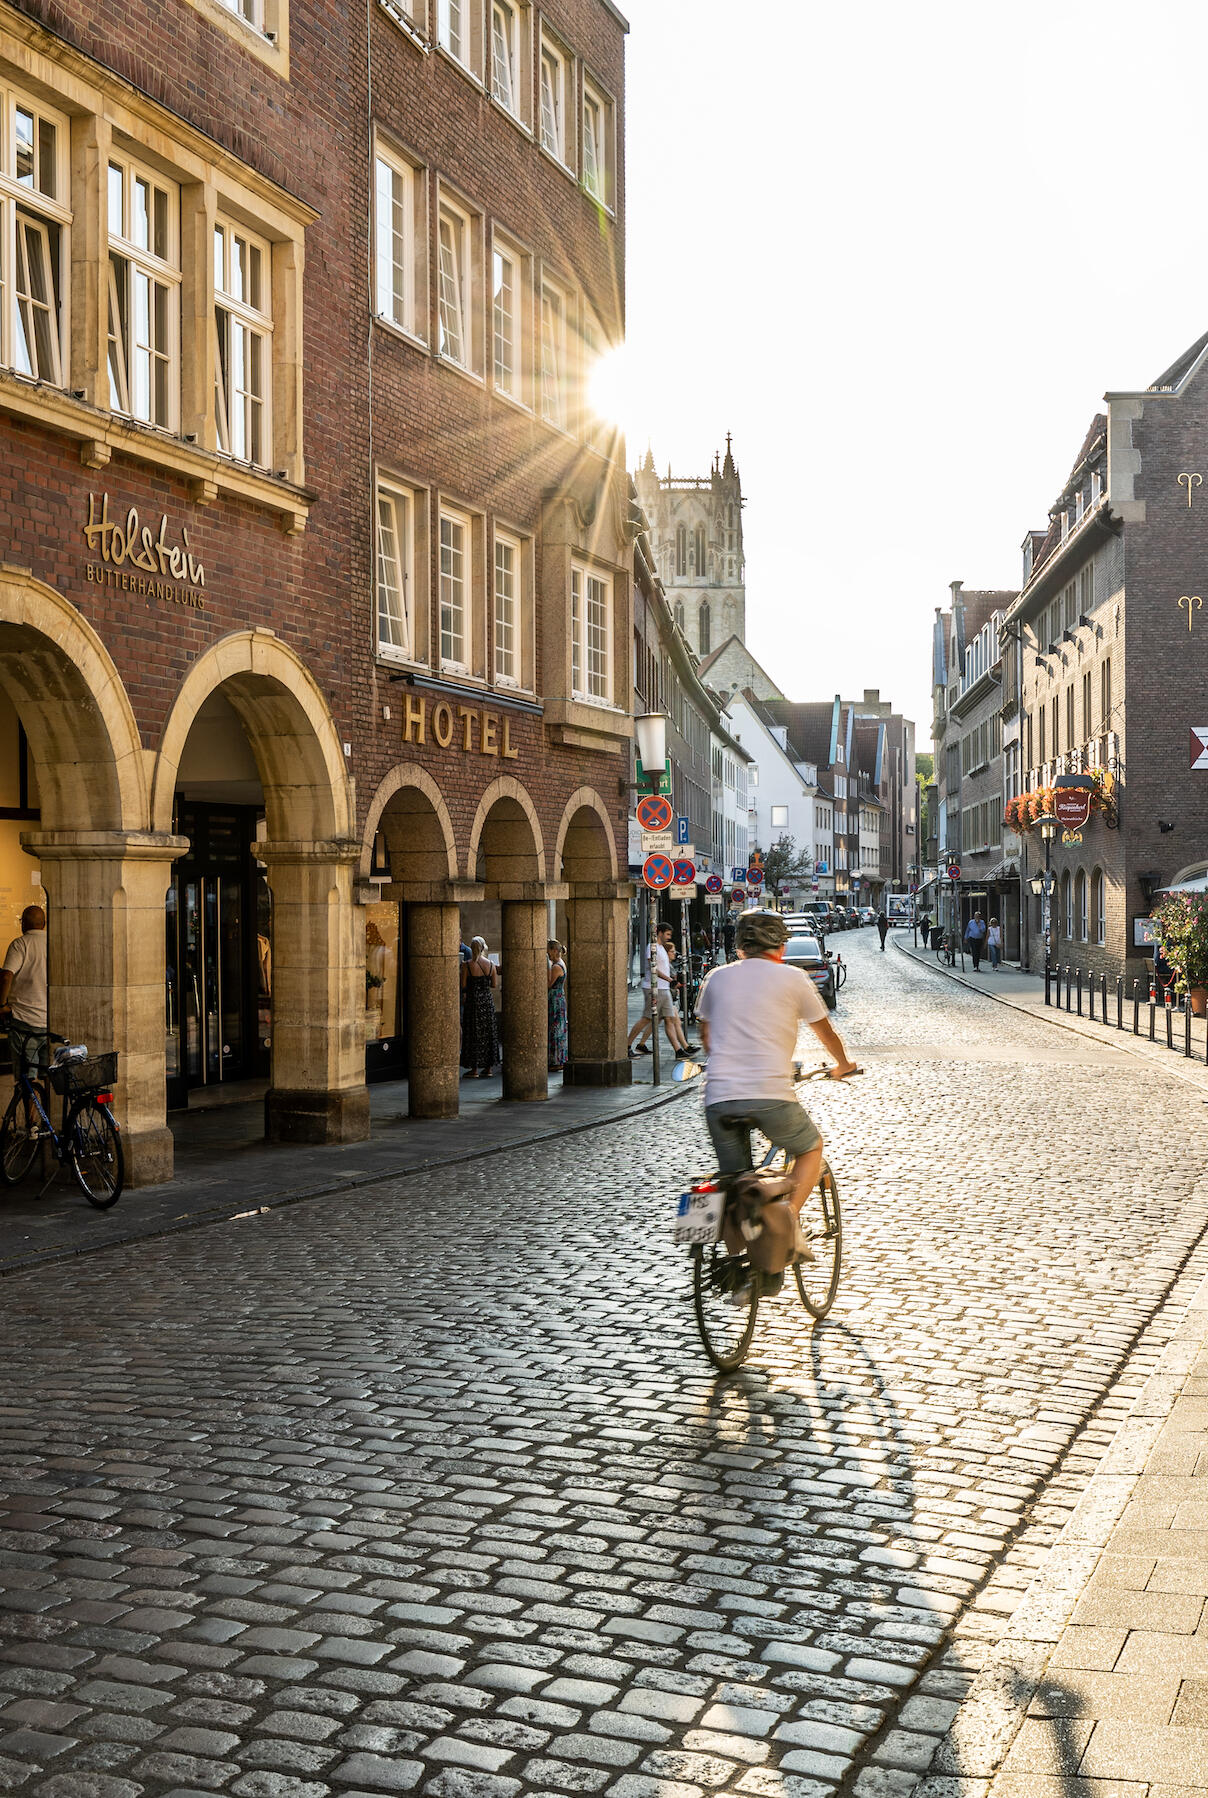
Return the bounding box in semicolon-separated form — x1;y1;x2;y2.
491;0;527;119
494;529;521;686
107;154;179;429
440;505;472;671
436;0;482;74
771;806;789;829
492;242;517;397
376;479;418;662
582;77;613;208
437;194;478;371
213;217;272;467
219;0;265;24
539;32;571;167
0;83;70;388
374;146;425;341
571;562;612;704
540;275;568;429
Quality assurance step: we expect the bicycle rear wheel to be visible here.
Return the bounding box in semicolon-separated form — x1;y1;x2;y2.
792;1161;842;1319
0;1091;38;1186
692;1244;761;1370
68;1102;124;1208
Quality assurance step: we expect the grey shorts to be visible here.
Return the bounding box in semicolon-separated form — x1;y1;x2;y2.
705;1098;821;1175
7;1019;48;1082
643;988;676;1021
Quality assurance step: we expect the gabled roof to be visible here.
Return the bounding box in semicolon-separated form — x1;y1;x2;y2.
1148;331;1208;393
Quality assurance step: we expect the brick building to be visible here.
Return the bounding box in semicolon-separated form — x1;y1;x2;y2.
0;0;632;1185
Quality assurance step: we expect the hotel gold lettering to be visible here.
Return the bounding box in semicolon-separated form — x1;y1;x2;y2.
82;492;206;609
403;694;518;760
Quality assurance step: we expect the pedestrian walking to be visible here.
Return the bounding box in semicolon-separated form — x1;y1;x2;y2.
628;924;697;1060
723;915;736;962
964;910;987;971
918;908;931;944
876;909;889;951
547;940;568;1071
460;936;500;1078
987;917;1002;971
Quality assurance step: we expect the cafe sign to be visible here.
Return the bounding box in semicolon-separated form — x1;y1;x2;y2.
1054;774;1093;832
83;492;206;609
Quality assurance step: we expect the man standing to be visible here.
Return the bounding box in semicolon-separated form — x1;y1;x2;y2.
876;909;889;951
0;906;48;1088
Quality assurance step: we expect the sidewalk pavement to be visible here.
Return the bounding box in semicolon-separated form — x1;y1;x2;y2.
896;929;1208;1097
0;987;694;1278
901;928;1208;1795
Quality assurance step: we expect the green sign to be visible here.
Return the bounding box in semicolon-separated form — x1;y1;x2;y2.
636;756;673;797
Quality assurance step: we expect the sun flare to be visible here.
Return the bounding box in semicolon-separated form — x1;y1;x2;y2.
587;342;632;431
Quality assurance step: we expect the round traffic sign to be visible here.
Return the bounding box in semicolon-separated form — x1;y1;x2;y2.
730;887;747;905
643;853;674;890
636;795;673;833
947;864;961;880
705;874;723;894
672;858;696;886
745;865;764;887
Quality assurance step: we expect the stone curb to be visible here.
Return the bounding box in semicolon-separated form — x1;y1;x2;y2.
0;1077;695;1279
915;1202;1208;1793
895;935;1208;1098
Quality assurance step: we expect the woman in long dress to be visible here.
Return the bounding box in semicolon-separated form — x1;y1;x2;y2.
461;936;500;1077
547;940;568;1071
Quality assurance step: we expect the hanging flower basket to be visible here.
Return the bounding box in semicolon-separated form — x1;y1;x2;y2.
1004;770;1116;833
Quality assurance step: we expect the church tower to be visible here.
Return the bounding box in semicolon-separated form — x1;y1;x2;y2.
634;437;745;660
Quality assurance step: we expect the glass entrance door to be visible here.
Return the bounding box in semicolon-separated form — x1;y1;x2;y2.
166;804;271;1109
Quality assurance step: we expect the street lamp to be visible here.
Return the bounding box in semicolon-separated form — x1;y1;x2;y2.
634;712;667;1086
1035;812;1058;986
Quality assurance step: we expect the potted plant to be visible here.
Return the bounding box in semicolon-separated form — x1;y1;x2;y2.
1153;890;1208;1013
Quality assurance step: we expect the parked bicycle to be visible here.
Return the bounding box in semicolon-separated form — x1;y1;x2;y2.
674;1065;853;1370
935;931;957;967
0;1034;124;1207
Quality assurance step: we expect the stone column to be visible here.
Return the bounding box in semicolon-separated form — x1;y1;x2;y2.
258;840;370;1144
25;829;186;1187
563;891;632;1087
500;898;548;1102
406;901;461;1118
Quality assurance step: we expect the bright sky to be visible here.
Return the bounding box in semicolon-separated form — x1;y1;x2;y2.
614;0;1208;746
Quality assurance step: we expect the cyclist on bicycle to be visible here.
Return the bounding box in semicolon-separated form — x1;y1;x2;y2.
0;907;48;1117
697;909;860;1273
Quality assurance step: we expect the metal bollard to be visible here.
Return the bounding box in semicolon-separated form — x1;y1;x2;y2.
1167;1002;1174;1050
1133;980;1141;1034
1076;968;1083;1017
1088;973;1095;1021
1066;966;1073;1012
1117;977;1124;1030
1150;992;1157;1040
1045;964;1052;1006
1186;1000;1193;1058
1103;974;1109;1024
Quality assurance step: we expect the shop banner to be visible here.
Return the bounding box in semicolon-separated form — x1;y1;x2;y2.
1054;775;1092;831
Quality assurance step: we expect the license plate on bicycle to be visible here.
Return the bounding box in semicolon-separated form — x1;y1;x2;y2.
672;1188;724;1245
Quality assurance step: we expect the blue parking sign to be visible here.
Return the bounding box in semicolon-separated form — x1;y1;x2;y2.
676;815;691;845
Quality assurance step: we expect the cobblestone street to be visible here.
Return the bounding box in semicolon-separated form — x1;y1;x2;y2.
2;932;1205;1798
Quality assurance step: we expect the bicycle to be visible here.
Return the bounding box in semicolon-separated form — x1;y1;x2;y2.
0;1033;124;1207
935;931;957;967
675;1065;855;1370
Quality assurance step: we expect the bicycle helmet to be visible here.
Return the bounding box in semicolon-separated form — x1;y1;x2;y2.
735;909;790;955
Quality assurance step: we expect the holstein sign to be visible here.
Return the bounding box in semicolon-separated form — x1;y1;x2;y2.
1054;775;1093;832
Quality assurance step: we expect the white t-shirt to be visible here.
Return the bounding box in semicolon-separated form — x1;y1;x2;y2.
2;929;47;1028
697;955;827;1104
641;943;672;993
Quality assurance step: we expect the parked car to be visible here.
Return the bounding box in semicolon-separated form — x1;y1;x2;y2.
860;907;877;925
843;907;862;928
783;933;838;1009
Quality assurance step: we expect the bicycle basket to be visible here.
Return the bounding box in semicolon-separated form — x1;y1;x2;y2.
48;1052;118;1097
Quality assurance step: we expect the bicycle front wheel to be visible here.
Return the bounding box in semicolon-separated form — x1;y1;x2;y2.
692;1245;761;1370
0;1091;38;1186
793;1161;842;1319
68;1103;124;1208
